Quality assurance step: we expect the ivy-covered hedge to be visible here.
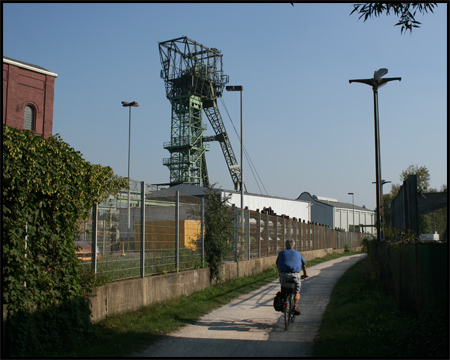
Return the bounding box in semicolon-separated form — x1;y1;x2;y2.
2;125;127;357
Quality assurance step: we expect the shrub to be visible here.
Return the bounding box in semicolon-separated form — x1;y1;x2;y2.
2;125;127;357
203;186;234;282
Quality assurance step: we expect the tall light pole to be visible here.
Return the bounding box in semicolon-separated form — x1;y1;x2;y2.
226;85;244;252
348;192;355;232
372;179;391;240
350;69;400;241
122;101;139;229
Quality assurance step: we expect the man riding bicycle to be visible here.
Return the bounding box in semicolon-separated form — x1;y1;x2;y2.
276;239;308;315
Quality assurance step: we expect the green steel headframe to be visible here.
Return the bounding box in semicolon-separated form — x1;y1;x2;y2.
159;36;240;188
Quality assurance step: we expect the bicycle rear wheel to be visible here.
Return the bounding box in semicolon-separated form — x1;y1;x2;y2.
290;294;295;323
284;294;291;330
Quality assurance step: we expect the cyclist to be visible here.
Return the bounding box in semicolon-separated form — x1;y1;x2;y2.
276;239;308;315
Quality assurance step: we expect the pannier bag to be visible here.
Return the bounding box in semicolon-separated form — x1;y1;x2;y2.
273;291;283;312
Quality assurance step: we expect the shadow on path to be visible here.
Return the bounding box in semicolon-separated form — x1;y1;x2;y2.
130;254;366;358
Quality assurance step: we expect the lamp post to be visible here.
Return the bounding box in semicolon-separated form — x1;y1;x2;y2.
372;179;391;240
226;85;244;253
348;192;355;232
350;69;400;241
122;101;139;229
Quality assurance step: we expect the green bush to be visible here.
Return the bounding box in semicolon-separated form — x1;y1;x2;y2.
2;125;127;357
203;186;234;282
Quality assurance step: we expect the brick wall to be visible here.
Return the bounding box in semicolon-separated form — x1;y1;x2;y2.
3;59;56;139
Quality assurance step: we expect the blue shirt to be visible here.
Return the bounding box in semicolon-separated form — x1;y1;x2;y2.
276;249;305;272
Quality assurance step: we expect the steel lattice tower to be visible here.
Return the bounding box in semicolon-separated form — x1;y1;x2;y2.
159;36;240;188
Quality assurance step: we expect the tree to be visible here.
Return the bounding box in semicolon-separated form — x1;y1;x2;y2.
385;163;446;237
402;164;431;193
203;185;235;282
350;3;438;34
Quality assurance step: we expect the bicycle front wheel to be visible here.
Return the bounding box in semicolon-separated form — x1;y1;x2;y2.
284;295;291;330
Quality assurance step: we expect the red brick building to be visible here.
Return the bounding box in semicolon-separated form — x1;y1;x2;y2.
3;56;58;139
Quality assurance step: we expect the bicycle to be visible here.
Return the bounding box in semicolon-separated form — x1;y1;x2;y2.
281;275;308;330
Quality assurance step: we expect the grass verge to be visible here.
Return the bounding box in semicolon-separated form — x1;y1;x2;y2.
67;250;360;357
312;256;448;358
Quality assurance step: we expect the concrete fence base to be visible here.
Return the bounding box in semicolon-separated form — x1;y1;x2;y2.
2;247;362;324
89;246;362;323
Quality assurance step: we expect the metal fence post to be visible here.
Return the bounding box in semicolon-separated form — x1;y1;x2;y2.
327;226;329;248
201;197;205;267
275;217;278;254
247;208;250;260
320;224;323;249
321;225;324;249
175;191;179;272
308;222;311;250
313;222;315;250
258;211;261;258
234;206;238;262
299;220;302;252
267;213;270;257
283;217;286;244
318;223;320;249
308;221;311;250
140;181;145;278
290;218;293;247
92;203;98;274
294;219;297;250
316;223;319;250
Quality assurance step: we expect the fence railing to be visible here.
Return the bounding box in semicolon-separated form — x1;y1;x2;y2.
78;181;368;282
368;240;448;316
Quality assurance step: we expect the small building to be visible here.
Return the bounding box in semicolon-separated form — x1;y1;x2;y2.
297;192;375;235
169;184;312;222
3;56;58;139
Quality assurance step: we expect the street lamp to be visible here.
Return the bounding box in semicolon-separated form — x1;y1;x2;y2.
372;180;391;186
122;101;139;229
225;85;244;209
348;192;355;232
349;69;400;241
226;85;244;258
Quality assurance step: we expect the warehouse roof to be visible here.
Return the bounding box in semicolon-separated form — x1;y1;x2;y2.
297;192;372;212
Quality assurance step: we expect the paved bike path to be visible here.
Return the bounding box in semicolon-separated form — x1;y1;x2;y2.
130;254;366;358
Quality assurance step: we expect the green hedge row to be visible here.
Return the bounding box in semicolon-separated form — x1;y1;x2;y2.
2;125;127;357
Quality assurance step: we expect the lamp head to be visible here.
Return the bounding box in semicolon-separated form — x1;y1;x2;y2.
226;85;243;92
374;68;388;80
122;101;139;107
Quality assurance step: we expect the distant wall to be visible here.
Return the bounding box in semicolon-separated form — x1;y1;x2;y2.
89;246;362;323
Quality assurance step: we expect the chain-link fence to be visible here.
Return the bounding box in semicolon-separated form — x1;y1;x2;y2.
78;181;203;282
78;181;368;282
226;209;364;263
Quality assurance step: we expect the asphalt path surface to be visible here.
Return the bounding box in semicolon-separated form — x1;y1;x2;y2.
130;254;366;358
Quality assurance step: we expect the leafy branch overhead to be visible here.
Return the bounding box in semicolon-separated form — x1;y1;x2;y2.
350;3;437;34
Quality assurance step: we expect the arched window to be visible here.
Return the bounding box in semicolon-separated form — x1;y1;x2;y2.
24;105;35;130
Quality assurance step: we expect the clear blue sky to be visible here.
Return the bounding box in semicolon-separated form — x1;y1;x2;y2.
3;3;447;210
